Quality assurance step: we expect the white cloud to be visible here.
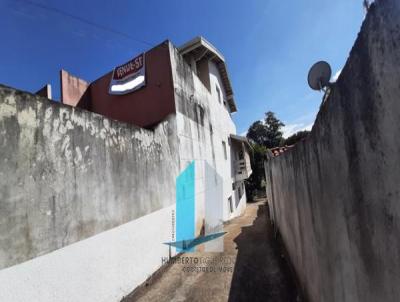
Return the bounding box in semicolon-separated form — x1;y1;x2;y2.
303;123;313;131
332;69;342;82
282;122;313;138
282;123;302;138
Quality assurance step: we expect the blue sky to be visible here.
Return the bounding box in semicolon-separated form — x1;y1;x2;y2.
0;0;364;136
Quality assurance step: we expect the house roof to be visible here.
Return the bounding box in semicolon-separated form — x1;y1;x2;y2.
230;134;251;149
269;145;294;157
179;36;237;113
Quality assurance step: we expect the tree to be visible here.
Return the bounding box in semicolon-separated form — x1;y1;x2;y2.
245;111;285;200
284;130;310;146
264;111;285;148
246;121;268;147
245;144;267;201
246;111;285;149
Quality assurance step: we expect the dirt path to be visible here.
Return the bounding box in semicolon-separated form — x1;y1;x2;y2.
122;200;303;302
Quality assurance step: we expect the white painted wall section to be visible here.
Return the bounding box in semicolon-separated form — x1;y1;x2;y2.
0;205;175;302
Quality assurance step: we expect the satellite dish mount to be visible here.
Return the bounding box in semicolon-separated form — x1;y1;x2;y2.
307;61;332;92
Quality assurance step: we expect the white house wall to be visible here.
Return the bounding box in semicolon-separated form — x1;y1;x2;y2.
169;44;246;230
207;60;246;220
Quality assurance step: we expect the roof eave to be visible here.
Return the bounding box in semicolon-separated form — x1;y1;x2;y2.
179;36;238;113
230;134;251;148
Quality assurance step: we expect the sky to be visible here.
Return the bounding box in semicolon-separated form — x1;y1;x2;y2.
0;0;365;137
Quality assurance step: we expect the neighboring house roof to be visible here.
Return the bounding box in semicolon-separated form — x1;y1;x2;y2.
269;145;294;157
179;36;237;113
230;134;251;149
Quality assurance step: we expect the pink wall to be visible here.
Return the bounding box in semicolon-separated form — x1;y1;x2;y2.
60;70;89;107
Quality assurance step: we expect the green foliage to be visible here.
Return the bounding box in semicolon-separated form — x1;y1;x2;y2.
245;111;285;200
244;111;312;200
245;144;268;201
246;121;267;147
284;130;310;146
246;111;285;148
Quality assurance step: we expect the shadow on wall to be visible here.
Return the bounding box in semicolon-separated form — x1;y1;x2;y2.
228;203;303;302
204;161;224;251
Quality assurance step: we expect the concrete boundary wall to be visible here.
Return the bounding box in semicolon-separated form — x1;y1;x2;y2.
0;84;179;270
265;1;400;301
0;205;174;302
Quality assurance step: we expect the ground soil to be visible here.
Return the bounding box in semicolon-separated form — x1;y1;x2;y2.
122;200;304;302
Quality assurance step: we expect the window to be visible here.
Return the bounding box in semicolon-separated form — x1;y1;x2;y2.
216;85;221;103
228;196;233;213
222;141;227;160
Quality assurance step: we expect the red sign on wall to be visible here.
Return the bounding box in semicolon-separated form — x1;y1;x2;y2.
109;53;146;95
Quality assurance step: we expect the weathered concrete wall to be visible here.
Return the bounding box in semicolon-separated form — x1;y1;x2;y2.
265;1;400;301
0;205;175;302
0;84;179;270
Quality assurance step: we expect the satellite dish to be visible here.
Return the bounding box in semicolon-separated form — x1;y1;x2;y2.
307;61;332;91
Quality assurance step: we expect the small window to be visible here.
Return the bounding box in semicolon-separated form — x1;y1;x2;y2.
222;141;227;160
228;196;233;213
216;85;221;103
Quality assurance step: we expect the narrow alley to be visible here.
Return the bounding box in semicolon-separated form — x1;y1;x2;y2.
122;201;303;302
